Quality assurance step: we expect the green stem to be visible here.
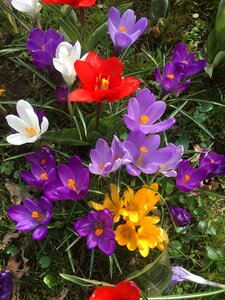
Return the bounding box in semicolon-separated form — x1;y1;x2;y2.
95;102;103;129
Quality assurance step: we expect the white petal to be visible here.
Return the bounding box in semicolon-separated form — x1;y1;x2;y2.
16;100;40;133
40;116;49;134
80;52;89;61
71;41;81;62
53;58;66;74
56;42;72;59
6;133;31;145
5;115;28;134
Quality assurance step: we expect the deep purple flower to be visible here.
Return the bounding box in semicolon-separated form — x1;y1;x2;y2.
155;62;190;94
123;88;175;134
33;107;46;125
0;270;13;300
122;131;173;176
89;139;122;176
44;155;90;201
176;160;207;193
26;28;64;69
158;144;183;177
7;196;53;240
199;149;225;178
25;146;55;168
170;205;191;227
74;209;116;256
172;43;206;77
56;86;69;105
108;7;148;54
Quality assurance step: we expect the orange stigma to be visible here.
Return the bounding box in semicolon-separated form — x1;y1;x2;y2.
139;115;149;125
95;228;103;236
211;159;215;163
100;164;105;170
137;146;148;164
25;127;36;136
182;60;188;65
41;158;46;165
42;44;45;51
68;178;78;192
167;73;175;79
32;211;43;221
40;172;48;180
119;26;125;33
183;174;190;184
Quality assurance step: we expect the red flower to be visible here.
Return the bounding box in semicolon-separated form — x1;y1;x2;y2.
69;51;140;103
89;281;140;300
42;0;96;8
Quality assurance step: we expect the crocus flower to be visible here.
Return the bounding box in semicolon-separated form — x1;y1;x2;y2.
7;196;53;240
108;7;148;54
69;51;140;102
123;88;175;134
74;209;116;256
53;41;88;87
168;266;225;289
25;146;55;168
122;131;173;176
170;205;191;227
155;62;190;94
172;43;206;77
11;0;42;18
5;100;49;145
44;155;90;201
199;149;225;178
111;135;131;166
158;144;184;177
42;0;96;8
89;139;122;176
0;270;13;300
89;281;140;300
55;86;69;105
176;160;207;193
26;28;64;69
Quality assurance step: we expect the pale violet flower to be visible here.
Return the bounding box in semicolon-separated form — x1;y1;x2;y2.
5;100;49;145
11;0;42;18
53;41;88;87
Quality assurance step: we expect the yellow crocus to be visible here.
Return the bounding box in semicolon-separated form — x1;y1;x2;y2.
157;228;169;252
115;221;137;251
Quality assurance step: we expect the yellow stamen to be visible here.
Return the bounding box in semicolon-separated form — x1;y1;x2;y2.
183;59;188;65
211;159;215;163
41;158;46;165
139;115;149;125
137;146;148;164
100;78;110;90
100;164;105;170
183;174;190;184
119;26;125;33
32;211;43;221
25;127;36;136
167;73;174;79
40;172;48;180
68;178;78;192
95;228;103;236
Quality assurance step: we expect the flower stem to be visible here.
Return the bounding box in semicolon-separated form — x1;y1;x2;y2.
95;102;102;129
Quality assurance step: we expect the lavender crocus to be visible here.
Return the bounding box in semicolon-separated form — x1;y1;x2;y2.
123;88;175;134
122;131;173;176
26;28;64;69
74;209;116;256
7;196;53;240
176;160;207;193
158;144;183;177
170;205;191;227
44;155;90;201
199;149;225;178
108;7;148;54
172;43;206;77
0;270;13;300
155;62;190;94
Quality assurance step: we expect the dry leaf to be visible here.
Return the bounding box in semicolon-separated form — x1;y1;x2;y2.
0;231;20;250
47;288;69;300
5;179;32;204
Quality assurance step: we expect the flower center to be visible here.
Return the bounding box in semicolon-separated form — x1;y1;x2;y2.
211;159;215;163
183;174;190;184
100;78;110;90
40;172;48;180
32;211;43;221
68;178;78;192
60;96;66;101
167;73;175;79
41;158;46;165
95;222;103;236
42;44;45;51
25;127;37;136
100;164;105;170
137;146;148;164
114;155;119;160
139;115;149;125
182;59;188;65
119;26;126;33
95;74;110;91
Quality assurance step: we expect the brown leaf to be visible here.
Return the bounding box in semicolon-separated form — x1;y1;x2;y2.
0;231;20;250
5;179;32;204
47;288;69;300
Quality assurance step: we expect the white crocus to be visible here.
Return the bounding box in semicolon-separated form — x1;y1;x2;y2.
5;100;48;146
53;41;88;87
11;0;42;18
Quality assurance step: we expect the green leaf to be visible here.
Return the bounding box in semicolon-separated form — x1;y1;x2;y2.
38;256;51;269
59;273;110;287
150;0;169;26
43;274;56;289
43;129;89;146
215;0;225;50
206;28;218;64
144;289;225;299
207;246;225;261
126;251;172;296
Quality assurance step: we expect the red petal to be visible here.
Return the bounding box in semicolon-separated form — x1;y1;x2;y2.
89;286;116;300
75;60;97;91
85;51;103;72
108;77;140;102
69;88;96;102
100;57;123;88
114;281;140;300
42;0;96;8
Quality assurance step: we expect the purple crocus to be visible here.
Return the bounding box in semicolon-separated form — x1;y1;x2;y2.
176;160;207;193
25;146;55;168
155;62;190;94
199;149;225;178
170;205;191;227
7;196;53;240
89;139;122;176
122;131;173;176
158;144;183;177
26;28;64;69
172;43;206;77
44;155;90;201
123;88;175;134
56;86;69;105
108;7;148;54
0;270;13;300
74;209;116;256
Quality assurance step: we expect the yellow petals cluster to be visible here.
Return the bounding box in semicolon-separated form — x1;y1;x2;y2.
91;183;168;257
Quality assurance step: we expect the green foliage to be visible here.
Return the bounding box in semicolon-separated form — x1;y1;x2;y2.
149;0;169;26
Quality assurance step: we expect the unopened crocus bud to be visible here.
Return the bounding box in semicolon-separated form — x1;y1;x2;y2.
170;205;191;227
